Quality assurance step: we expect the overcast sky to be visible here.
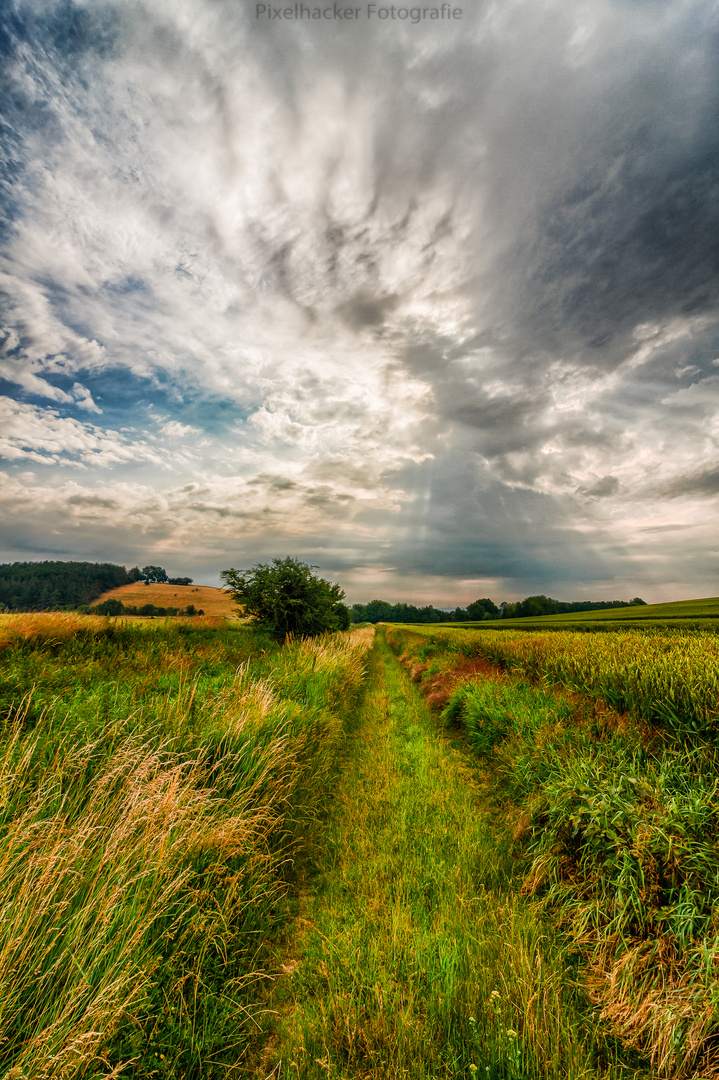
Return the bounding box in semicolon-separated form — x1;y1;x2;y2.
1;0;718;603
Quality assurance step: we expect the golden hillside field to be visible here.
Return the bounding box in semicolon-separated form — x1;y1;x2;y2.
91;582;240;616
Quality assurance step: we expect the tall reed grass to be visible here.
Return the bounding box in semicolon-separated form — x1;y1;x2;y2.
0;618;372;1079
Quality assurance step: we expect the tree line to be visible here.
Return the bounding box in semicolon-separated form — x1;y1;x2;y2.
0;558;647;627
87;599;203;618
0;561;133;612
348;598;500;624
349;595;646;624
500;595;647;618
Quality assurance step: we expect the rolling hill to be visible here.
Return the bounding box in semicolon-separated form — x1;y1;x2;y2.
91;582;239;617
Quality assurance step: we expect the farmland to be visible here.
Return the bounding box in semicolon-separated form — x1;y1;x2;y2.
2;611;718;1077
90;581;239;617
390;625;719;733
452;595;719;632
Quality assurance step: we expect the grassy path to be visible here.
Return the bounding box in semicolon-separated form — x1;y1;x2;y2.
267;633;643;1080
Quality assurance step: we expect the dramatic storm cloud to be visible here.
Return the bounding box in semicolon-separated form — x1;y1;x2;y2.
1;0;718;601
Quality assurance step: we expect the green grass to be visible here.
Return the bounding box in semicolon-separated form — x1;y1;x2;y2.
387;625;719;1076
4;613;713;1078
0;616;373;1079
266;631;645;1080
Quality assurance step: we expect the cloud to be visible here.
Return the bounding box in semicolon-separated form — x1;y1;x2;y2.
577;475;620;500
0;397;164;468
159;419;201;440
71;382;102;412
0;0;718;600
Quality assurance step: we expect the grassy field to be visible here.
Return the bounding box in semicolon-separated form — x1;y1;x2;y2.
3;610;716;1077
0;614;372;1079
450;596;719;632
531;595;719;621
0;611;112;647
267;632;642;1079
91;581;239;616
387;624;719;1076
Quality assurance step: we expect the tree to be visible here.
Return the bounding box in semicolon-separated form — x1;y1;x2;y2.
141;565;168;584
466;597;500;620
94;598;124;616
220;557;347;641
334;602;351;630
349;599;449;624
514;594;559;617
362;600;395;623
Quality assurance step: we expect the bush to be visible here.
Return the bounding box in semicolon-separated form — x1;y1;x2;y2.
220;557;347;641
93;598;125;616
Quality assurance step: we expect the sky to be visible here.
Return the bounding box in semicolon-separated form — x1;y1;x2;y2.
1;0;719;604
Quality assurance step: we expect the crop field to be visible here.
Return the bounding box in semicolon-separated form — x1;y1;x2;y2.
451;595;719;632
387;623;719;1077
527;595;719;622
90;582;239;617
0;614;372;1078
389;625;719;733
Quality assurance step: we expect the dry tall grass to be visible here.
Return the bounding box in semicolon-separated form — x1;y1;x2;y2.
0;612;108;646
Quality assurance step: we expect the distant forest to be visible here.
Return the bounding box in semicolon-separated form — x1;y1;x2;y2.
350;600;454;625
351;595;647;624
0;561;136;612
